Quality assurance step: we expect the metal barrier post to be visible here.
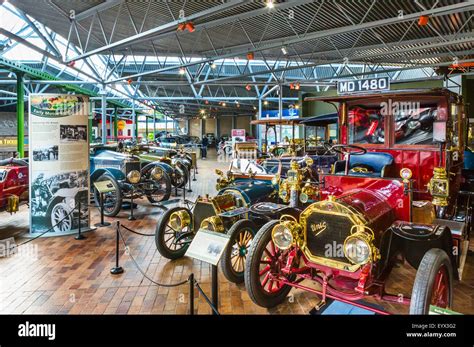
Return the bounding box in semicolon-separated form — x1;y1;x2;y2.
110;221;124;275
95;192;111;227
187;170;192;193
211;264;218;315
129;186;136;221
75;200;86;240
189;273;194;315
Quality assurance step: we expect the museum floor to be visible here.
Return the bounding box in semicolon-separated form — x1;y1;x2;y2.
0;149;473;315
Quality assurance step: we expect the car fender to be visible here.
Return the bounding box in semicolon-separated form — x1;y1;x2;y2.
218;186;255;205
384;220;458;279
90;168;125;182
151;161;174;176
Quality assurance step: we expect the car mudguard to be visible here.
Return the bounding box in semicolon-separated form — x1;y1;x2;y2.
151;161;174;176
90;168;125;182
382;220;459;280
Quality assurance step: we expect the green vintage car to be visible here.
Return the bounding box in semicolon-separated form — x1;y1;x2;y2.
124;145;193;189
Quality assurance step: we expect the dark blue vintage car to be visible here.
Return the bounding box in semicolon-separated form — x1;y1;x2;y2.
90;146;172;217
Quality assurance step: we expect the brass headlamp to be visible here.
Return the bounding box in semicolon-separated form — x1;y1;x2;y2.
200;216;225;233
428;167;449;206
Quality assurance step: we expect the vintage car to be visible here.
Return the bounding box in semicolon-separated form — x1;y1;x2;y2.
0;157;29;214
244;88;471;314
90;146;172;216
127;145;194;189
154;158;284;283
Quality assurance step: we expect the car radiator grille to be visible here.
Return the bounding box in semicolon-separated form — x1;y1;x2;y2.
305;213;353;261
124;161;141;175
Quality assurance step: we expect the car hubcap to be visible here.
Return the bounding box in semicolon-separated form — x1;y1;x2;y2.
231;229;252;273
258;240;285;294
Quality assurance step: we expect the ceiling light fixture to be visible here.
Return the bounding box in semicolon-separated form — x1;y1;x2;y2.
185;22;195;32
281;46;288;55
266;0;274;9
179;67;186;75
263;100;268;105
418;15;429;26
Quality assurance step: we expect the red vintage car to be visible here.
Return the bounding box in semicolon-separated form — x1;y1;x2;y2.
0;158;29;213
244;89;471;314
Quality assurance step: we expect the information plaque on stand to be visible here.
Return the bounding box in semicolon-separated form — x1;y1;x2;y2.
185;229;230;266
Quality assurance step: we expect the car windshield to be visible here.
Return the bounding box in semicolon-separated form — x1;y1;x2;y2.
0;170;6;182
229;159;270;175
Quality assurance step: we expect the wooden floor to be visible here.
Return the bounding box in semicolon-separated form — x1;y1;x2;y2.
0;149;473;315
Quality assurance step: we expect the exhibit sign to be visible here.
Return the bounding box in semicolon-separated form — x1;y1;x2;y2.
337;77;390;95
29;94;91;235
231;128;246;146
185;229;230;266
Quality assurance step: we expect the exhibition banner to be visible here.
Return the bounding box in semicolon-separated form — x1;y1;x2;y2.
29;94;91;235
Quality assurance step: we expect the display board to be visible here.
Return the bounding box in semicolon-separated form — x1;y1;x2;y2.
29;94;91;235
185;229;230;266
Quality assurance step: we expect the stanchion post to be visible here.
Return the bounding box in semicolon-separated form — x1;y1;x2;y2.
95;192;111;227
129;186;136;221
187;170;192;193
211;264;218;315
111;221;124;275
189;273;194;315
75;199;86;240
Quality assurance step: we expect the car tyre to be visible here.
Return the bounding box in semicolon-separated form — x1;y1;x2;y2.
221;220;256;283
92;173;122;217
155;206;193;260
141;163;172;203
409;248;453;314
245;220;293;308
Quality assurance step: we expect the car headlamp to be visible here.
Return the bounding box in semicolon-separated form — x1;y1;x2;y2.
271;223;294;250
343;227;376;265
151;167;163;180
169;210;190;231
127;170;141;184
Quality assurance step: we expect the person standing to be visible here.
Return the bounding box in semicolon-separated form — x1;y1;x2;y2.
201;135;209;159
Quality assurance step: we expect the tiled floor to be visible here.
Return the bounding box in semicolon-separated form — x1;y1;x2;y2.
0;149;473;315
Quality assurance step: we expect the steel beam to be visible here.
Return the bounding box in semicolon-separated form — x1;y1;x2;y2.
16;72;24;157
107;2;473;83
75;0;123;21
67;0;246;62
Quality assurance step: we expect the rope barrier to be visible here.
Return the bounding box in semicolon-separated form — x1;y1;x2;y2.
116;224;188;288
194;280;220;315
4;202;79;251
120;223;155;237
114;222;220;314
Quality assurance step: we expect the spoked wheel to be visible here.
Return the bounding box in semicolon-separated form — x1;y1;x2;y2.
155;206;193;259
141;164;172;203
245;220;295;308
221;220;256;283
171;166;188;188
50;202;72;233
92;173;122;217
409;248;453;314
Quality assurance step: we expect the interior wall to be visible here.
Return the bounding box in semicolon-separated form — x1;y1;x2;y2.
236;116;251;133
189;119;201;137
219;117;232;137
204;118;216;134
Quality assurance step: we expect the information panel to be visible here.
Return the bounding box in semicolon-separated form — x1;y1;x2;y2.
29;94;91;235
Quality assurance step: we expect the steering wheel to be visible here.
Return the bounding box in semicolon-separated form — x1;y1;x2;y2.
329;144;367;156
